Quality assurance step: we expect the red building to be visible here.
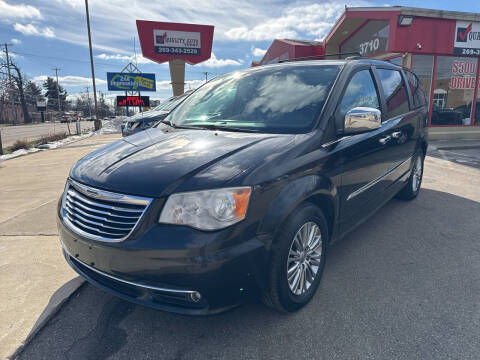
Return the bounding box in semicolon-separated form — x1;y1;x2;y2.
255;6;480;139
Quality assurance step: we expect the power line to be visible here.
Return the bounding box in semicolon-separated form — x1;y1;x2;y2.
8;50;214;74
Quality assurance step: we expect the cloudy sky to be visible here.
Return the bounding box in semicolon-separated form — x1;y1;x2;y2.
1;0;478;102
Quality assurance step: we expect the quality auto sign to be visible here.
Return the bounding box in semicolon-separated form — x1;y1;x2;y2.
154;30;201;56
137;21;214;65
454;21;480;56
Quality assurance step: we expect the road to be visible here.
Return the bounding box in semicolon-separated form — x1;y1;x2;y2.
14;148;480;360
0;122;95;148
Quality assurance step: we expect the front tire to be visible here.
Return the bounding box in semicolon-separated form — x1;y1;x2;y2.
396;151;424;200
263;203;328;312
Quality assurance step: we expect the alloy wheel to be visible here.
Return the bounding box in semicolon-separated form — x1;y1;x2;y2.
286;221;323;296
412;156;423;192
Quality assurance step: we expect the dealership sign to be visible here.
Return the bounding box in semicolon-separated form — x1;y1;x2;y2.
107;72;156;92
137;21;214;64
454;21;480;56
154;30;201;56
116;96;150;107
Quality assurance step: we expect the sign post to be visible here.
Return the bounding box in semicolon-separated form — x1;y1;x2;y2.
137;21;214;96
36;100;46;123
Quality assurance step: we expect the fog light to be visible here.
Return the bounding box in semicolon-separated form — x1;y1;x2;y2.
189;291;202;302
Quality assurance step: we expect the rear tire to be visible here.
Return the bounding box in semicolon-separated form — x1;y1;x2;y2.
263;203;328;313
396;151;424;200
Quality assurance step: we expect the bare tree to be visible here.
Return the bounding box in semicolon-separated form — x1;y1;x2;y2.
0;56;31;123
0;76;9;123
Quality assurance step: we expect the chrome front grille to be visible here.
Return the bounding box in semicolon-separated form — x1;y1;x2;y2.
61;179;152;242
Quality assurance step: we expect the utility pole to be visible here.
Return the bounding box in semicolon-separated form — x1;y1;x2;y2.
2;43;12;82
1;43;17;124
53;67;62;112
85;86;92;117
85;0;101;130
53;67;71;134
202;71;209;83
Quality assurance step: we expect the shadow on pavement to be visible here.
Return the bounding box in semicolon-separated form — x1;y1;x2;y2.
10;278;85;359
17;189;480;360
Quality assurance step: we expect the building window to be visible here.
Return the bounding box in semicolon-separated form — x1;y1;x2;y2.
431;56;477;126
433;90;447;108
341;20;390;57
411;55;434;107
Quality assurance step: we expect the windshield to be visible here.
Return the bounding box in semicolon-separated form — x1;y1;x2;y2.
167;65;340;133
162;94;189;111
152;104;165;111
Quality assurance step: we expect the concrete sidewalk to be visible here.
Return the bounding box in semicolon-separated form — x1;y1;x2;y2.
0;134;120;359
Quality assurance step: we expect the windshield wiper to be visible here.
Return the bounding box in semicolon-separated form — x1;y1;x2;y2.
175;124;261;133
160;119;176;128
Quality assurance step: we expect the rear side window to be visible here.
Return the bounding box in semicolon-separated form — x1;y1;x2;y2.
338;69;380;118
405;71;426;109
377;69;410;119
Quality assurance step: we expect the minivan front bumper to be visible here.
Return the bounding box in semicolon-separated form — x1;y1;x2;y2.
57;202;268;315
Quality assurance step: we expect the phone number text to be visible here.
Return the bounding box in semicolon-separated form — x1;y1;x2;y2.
155;46;201;55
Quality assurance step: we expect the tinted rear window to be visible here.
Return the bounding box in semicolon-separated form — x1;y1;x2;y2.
405;70;426;109
377;69;410;118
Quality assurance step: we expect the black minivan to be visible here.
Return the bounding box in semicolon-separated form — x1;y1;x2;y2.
58;58;428;314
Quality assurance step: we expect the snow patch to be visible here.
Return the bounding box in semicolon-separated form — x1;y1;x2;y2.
96;117;124;134
0;147;41;161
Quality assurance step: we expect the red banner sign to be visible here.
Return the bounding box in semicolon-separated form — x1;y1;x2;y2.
136;21;214;65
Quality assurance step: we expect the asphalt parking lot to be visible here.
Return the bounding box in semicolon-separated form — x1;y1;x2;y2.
13;147;480;360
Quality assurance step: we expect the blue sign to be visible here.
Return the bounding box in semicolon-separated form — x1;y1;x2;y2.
107;72;156;92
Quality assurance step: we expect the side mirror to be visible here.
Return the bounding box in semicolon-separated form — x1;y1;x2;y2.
344;107;381;134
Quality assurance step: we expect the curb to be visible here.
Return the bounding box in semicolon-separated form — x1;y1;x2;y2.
9;277;86;360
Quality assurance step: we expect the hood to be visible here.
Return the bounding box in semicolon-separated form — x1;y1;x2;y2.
70;127;294;197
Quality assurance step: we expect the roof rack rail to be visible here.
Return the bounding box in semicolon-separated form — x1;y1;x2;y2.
278;52;362;63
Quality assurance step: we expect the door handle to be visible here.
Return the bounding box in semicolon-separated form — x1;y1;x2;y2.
391;131;402;139
379;135;391;145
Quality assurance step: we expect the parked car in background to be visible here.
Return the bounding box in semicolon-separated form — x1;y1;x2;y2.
58;58;428;315
122;91;193;137
453;100;480;125
430;104;464;125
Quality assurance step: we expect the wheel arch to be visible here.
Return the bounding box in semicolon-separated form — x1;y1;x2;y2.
257;175;339;245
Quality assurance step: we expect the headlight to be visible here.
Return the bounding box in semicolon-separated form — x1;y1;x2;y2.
159;187;251;230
